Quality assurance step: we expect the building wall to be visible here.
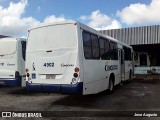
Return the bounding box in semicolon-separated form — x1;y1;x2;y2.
101;25;160;45
0;35;9;39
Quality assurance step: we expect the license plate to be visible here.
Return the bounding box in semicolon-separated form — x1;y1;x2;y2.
0;81;5;85
46;74;56;79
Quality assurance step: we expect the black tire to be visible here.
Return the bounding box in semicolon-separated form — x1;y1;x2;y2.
109;79;114;93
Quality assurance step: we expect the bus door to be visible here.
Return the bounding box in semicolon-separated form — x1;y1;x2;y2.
120;49;125;81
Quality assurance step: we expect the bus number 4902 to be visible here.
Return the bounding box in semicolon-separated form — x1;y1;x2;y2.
43;62;54;67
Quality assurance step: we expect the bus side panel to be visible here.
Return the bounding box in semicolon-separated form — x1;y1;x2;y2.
82;60;120;95
0;39;21;87
80;27;121;95
83;60;101;95
77;25;85;93
99;60;120;92
99;60;109;92
17;41;26;87
83;81;100;95
110;61;121;85
124;61;132;81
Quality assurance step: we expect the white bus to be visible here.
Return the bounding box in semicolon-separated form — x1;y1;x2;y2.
26;21;133;95
0;37;26;87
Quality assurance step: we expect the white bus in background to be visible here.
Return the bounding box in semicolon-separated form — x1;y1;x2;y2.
26;21;133;95
0;37;26;87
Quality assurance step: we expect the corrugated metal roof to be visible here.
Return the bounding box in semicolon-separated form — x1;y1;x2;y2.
101;25;160;45
0;35;9;39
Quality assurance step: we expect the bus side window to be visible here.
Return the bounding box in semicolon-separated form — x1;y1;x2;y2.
82;31;92;59
104;39;110;60
99;37;110;60
91;34;100;59
99;38;105;59
128;48;131;61
123;46;131;61
21;41;26;61
123;46;128;60
110;41;118;60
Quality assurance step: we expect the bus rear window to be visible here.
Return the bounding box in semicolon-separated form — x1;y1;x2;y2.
0;40;17;56
27;24;77;51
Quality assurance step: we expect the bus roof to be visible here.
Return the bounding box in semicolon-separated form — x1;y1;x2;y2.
28;20;132;49
0;37;26;42
29;20;76;31
78;22;132;48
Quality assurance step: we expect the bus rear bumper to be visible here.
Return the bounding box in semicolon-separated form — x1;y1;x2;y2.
26;81;83;94
0;77;22;87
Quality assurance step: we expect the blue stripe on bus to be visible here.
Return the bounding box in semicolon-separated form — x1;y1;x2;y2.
26;81;83;94
0;77;22;87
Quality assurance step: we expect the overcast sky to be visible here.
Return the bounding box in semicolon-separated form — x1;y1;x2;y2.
0;0;160;37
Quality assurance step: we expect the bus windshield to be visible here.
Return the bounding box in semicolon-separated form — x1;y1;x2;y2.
27;24;77;51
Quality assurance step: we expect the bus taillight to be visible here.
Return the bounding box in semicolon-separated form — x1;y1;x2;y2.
72;67;80;84
74;67;79;78
74;67;80;72
73;73;78;78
